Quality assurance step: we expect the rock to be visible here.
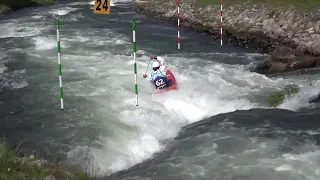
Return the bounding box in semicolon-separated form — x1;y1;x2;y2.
307;22;313;29
267;62;288;73
271;46;295;62
309;94;320;103
44;175;56;180
64;171;76;179
295;45;307;56
28;159;50;168
269;18;275;25
248;27;260;33
287;56;316;70
310;39;320;56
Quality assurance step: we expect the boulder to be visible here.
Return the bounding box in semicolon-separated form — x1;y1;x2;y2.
252;55;320;74
310;38;320;56
309;94;320;103
271;46;295;62
286;55;317;70
266;62;288;73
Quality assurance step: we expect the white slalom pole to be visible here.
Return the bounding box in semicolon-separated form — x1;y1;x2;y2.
133;19;138;106
220;0;223;45
56;17;64;110
177;0;180;49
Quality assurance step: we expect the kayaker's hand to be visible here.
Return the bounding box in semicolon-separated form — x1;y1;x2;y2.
143;74;147;78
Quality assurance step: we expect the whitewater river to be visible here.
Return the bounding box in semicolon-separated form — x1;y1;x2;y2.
1;0;320;179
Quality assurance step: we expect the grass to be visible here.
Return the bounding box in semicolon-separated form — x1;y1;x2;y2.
267;83;300;107
195;0;320;13
0;4;10;13
0;138;96;180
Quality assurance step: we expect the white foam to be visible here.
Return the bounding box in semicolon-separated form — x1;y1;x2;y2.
0;21;47;38
62;47;282;176
275;164;294;171
0;52;7;74
32;37;57;50
0;79;28;91
278;82;320;111
48;7;80;16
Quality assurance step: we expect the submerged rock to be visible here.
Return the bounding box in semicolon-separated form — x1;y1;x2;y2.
271;46;295;62
309;94;320;103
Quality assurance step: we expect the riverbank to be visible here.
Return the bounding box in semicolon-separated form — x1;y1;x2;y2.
133;0;320;74
0;0;56;14
0;138;95;180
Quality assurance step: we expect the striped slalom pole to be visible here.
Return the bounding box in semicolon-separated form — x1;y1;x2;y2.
56;17;64;110
133;19;138;106
177;0;180;49
220;0;223;45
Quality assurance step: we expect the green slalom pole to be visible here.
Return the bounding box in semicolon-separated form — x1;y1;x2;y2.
133;19;138;106
56;17;64;110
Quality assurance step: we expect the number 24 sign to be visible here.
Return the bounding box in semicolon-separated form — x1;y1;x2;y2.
94;0;110;14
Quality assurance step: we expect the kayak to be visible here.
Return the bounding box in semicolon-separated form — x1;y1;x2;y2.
154;69;178;94
165;69;178;91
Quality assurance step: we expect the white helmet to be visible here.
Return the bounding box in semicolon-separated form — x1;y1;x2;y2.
152;61;160;68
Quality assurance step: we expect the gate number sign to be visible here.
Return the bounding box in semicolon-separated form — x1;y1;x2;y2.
94;0;110;14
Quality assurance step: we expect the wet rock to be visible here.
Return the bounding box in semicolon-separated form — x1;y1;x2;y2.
309;94;320;103
254;55;319;74
287;56;317;70
271;46;295;62
266;62;288;73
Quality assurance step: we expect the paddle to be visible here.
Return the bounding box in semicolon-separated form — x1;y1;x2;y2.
144;56;152;76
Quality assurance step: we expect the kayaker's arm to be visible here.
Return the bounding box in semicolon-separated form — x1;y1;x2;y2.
150;56;167;73
155;56;165;66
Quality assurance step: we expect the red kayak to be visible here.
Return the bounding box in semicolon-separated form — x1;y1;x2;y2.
154;69;178;94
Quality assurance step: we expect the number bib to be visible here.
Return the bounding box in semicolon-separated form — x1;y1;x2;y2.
153;76;168;89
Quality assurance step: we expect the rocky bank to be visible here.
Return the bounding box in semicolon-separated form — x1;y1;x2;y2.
133;0;320;74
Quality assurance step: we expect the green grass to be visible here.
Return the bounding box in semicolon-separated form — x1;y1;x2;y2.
0;4;10;13
267;84;300;107
196;0;320;13
0;138;96;180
